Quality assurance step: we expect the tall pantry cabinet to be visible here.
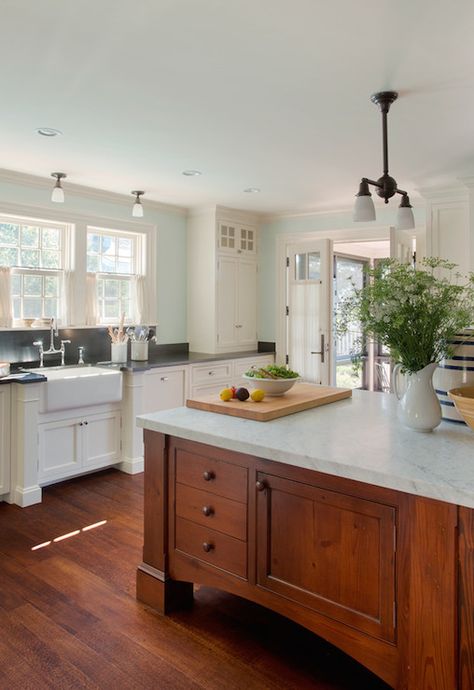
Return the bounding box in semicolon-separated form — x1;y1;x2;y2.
187;207;259;354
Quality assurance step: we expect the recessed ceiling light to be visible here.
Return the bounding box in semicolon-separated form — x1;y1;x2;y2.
36;127;63;137
244;187;261;193
182;169;202;176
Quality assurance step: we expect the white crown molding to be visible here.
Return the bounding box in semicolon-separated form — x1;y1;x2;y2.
0;168;187;216
417;183;468;203
187;204;263;226
260;199;425;224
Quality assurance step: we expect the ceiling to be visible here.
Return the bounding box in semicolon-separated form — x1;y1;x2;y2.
1;0;474;214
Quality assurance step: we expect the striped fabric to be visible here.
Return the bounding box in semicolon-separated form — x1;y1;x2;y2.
433;329;474;424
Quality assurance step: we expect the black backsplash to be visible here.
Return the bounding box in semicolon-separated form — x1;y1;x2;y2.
0;328;187;368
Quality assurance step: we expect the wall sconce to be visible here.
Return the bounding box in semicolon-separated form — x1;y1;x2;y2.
131;190;145;218
51;172;66;203
353;91;415;230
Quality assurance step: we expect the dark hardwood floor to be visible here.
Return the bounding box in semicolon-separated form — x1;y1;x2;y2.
0;469;391;689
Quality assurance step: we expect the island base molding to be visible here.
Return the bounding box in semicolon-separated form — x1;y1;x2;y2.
137;430;473;690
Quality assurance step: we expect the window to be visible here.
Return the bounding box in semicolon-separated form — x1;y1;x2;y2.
87;227;144;324
0;216;67;323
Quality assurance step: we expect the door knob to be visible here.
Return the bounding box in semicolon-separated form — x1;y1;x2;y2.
256;480;267;492
310;334;325;364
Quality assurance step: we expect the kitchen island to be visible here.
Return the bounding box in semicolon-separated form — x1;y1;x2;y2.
136;390;474;690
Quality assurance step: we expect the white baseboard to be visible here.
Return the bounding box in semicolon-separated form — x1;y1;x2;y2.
118;456;144;475
13;485;42;507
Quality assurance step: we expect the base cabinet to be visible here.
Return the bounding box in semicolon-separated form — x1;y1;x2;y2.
0;386;11;498
138;433;472;690
38;407;121;483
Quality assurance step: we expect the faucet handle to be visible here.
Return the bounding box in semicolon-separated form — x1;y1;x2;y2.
33;340;43;348
77;346;85;365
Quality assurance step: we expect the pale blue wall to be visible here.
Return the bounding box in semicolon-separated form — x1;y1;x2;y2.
0;178;187;344
258;206;426;342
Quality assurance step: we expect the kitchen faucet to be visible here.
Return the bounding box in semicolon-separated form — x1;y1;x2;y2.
32;318;71;366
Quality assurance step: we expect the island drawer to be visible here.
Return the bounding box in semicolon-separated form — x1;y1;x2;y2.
175;517;247;578
176;483;247;541
175;448;247;503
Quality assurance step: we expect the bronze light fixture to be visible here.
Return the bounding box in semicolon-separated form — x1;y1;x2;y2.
131;190;145;217
51;172;67;203
353;91;415;230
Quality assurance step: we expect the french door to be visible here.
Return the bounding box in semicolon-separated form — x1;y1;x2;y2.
286;239;332;385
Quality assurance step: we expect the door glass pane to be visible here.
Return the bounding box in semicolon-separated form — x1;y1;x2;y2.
295;253;306;281
308;252;321;280
334;256;365;389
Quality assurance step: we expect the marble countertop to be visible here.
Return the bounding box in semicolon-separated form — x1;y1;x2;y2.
137;389;474;509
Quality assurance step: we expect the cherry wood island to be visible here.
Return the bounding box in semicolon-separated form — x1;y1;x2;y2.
136;392;474;690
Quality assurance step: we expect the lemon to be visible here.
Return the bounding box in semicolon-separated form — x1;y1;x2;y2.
250;389;265;402
220;388;233;401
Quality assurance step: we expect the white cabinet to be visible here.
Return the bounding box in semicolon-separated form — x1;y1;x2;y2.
38;406;121;484
0;386;11;498
189;355;274;399
218;221;256;256
217;257;257;350
188;206;259;353
142;367;186;413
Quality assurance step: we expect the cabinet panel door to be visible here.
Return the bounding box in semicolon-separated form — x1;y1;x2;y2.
143;369;185;413
0;387;10;496
83;411;121;469
217;256;238;348
237;260;257;347
38;418;82;482
256;472;396;642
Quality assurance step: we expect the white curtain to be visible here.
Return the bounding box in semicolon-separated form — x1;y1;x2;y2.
0;267;12;328
61;270;74;325
85;272;98;326
133;274;148;324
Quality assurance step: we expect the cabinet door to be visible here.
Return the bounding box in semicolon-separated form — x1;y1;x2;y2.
238;225;256;255
0;387;10;496
217;222;237;252
217;256;238;348
237;260;257;346
82;410;121;469
143;369;186;413
256;472;396;642
38;417;82;482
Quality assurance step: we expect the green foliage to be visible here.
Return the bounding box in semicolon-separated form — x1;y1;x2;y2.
245;364;299;379
336;258;474;374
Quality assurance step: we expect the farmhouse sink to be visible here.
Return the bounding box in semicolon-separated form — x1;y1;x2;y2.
27;365;123;413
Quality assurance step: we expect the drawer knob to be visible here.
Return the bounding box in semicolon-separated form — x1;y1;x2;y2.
256;480;267;492
202;542;214;553
202;505;214;517
203;470;215;481
208;371;215;376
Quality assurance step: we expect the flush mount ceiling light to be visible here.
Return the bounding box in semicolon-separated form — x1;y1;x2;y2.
131;190;145;217
37;127;63;137
51;172;66;203
353;91;415;230
182;169;202;176
244;187;261;193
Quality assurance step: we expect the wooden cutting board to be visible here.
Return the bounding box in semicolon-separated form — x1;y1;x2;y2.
186;383;352;422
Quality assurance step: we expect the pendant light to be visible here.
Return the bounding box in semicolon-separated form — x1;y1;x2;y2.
131;190;144;217
51;172;66;203
353;92;415;230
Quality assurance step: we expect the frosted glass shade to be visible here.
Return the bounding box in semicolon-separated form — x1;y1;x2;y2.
396;204;415;230
353;194;376;222
51;185;64;203
132;200;144;217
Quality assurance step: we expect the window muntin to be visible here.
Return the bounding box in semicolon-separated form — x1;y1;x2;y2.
0;216;66;323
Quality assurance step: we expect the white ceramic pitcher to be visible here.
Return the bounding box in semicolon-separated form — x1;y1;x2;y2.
393;362;442;432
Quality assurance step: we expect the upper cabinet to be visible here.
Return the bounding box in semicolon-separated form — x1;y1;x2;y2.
187;207;259;353
218;222;256;256
420;182;473;278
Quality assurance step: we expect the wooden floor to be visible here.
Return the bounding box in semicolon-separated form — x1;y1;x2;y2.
0;470;391;690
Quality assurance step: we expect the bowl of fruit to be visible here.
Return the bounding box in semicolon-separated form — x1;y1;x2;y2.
242;364;300;396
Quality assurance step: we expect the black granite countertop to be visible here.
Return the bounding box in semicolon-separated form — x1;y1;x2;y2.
97;349;275;373
0;371;47;385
